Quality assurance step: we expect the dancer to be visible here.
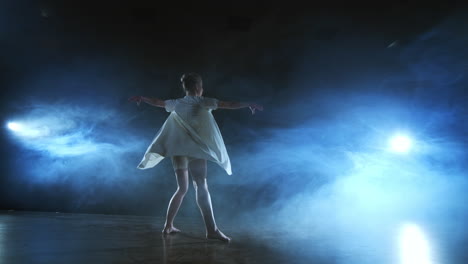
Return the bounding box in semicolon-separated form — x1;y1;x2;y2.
129;73;263;242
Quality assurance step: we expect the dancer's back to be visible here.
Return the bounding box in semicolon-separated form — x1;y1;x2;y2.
165;95;219;134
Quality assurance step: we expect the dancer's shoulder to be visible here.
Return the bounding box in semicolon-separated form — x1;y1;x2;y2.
200;96;219;110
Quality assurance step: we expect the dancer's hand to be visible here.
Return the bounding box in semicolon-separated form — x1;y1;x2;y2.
249;103;263;115
128;96;143;106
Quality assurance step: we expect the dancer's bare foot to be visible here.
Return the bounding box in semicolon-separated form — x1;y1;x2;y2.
207;229;231;242
162;226;181;235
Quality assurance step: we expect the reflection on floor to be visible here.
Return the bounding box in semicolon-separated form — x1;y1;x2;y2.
0;210;293;264
0;210;464;263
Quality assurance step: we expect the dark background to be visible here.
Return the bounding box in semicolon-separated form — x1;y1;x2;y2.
1;0;467;243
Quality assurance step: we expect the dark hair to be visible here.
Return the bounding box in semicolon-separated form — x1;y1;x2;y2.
180;73;202;94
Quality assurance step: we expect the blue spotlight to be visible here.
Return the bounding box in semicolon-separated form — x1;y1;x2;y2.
7;122;21;131
399;223;433;264
6;121;48;138
389;134;412;153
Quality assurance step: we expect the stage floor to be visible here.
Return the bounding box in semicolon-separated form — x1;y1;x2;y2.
0;210;465;263
0;210;297;264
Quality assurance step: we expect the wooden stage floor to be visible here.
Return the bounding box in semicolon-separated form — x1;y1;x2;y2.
0;210;299;264
1;210;464;263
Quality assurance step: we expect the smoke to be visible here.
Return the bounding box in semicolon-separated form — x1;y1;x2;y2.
2;3;468;262
211;89;467;263
4;98;151;205
210;11;468;263
8;103;127;156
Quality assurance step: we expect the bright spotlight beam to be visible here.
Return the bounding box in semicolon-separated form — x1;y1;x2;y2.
6;121;48;138
399;223;432;264
389;134;412;153
7;122;21;131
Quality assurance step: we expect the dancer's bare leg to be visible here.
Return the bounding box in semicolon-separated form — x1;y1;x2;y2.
162;168;189;235
189;159;231;242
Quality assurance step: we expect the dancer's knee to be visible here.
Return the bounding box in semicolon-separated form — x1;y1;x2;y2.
174;168;189;194
176;185;188;196
193;178;208;190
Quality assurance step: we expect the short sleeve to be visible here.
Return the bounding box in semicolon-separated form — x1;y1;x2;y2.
164;99;176;112
202;97;219;110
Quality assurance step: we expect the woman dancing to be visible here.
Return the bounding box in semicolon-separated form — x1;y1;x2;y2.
129;73;263;242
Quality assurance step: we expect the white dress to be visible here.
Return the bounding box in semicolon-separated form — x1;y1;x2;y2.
137;96;232;175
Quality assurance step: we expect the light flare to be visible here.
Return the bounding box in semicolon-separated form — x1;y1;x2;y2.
389;134;412;153
399;223;433;264
7;122;21;131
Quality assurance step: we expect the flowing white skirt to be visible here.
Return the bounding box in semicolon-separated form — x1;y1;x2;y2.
137;111;232;175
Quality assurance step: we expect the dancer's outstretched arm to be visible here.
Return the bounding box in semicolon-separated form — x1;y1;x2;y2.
218;101;263;115
128;96;165;108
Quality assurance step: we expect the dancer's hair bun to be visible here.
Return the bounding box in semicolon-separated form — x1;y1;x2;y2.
180;73;202;93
